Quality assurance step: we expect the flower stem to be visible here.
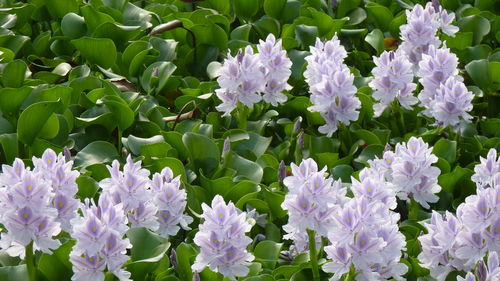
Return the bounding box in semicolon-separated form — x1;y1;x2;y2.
408;197;420;221
307;229;320;281
237;103;248;130
25;241;36;281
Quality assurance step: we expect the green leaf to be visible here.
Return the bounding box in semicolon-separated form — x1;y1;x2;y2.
76;175;100;199
234;0;259;20
2;59;28;88
38;241;73;281
433;139;457;164
44;0;78;18
264;0;286;19
0;265;28;281
295;24;318;48
465;59;491;91
61;13;87;39
365;29;384;54
71;37;117;68
458;15;491;45
175;243;197;281
0;133;18;163
331;164;354;182
183;133;220;175
127;228;170;281
140;61;177;94
74;141;118;168
366;3;393;31
102;96;135;131
0;86;32;116
254;241;283;269
439;166;473;193
17;100;63;145
354;144;384;164
226;151;264;182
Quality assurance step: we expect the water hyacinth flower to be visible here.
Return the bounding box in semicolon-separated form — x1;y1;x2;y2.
282;158;347;252
192;195;254;280
417;45;460;111
33;149;81;232
323;195;407;281
215;34;292;115
472;149;500;189
257;34;292;106
429;76;474;128
100;155;159;231
70;195;131;281
304;36;360;136
369;50;417;116
0;151;83;257
419;165;500;280
399;2;458;67
151;167;193;237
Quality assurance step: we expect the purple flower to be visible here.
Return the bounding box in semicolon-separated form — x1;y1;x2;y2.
305;36;360;136
472;149;500;189
70;195;131;281
369;50;417;116
151;167;193;237
282;159;346;251
257;34;292;106
100;156;158;231
192;195;253;280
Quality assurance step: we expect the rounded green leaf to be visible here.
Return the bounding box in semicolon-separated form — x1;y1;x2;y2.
234;0;259;20
17;100;63;145
2;59;28;88
71;37;117;68
433;139;457;164
365;29;384;55
182;132;220;174
61;13;87;39
74;141;118;168
264;0;286;19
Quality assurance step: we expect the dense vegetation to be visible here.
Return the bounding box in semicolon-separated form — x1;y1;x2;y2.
0;0;499;280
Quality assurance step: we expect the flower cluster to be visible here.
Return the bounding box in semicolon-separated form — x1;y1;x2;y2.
366;137;442;208
472;149;500;189
151;167;193;237
100;155;159;231
399;2;458;66
32;149;80;232
282;158;347;251
257;34;293;106
369;50;417;116
304;36;360;136
416;44;473;128
418;150;500;281
216;34;292;115
0;149;81;257
192;195;254;280
70;195;131;281
323;189;406;280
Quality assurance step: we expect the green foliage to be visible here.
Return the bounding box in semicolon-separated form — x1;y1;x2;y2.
0;0;499;280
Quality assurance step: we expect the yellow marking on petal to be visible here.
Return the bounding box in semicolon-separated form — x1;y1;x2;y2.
163;213;169;218
367;187;372;192
92;226;97;232
475;236;479;241
227;251;233;257
481;207;485;212
15;168;20;174
59;173;63;179
109;242;113;248
59;201;64;207
301;202;307;208
39;223;44;229
127;180;133;186
361;240;366;245
23;213;29;219
47;159;52;164
346;218;351;223
219;213;224;219
411;145;416;150
88;257;93;262
386;159;391;163
315;183;319;188
27;185;33;191
244;84;249;89
495;227;500;233
167;192;172;197
497;195;500;201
